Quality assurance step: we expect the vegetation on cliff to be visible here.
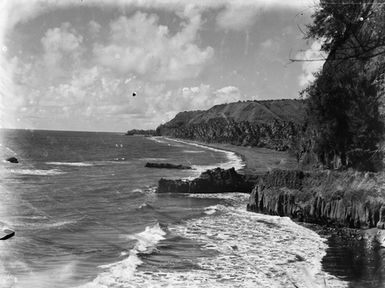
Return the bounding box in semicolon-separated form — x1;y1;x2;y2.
302;0;385;171
156;100;305;151
247;169;385;229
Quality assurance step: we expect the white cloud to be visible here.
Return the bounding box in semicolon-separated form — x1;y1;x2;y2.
41;22;84;67
93;12;213;81
88;20;101;36
297;40;326;86
0;0;317;130
215;86;241;101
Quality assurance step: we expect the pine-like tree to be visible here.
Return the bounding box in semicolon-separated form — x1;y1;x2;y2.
304;0;385;171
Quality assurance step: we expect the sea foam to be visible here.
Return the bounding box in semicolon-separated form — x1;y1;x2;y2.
46;162;93;167
77;223;166;288
7;168;65;176
109;198;347;288
149;137;244;178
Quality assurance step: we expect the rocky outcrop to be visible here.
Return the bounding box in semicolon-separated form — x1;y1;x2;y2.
157;167;254;193
156;100;305;151
247;169;385;229
5;157;18;163
145;162;192;170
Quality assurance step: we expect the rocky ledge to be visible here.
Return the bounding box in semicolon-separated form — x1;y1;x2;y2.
157;167;255;193
145;162;192;170
247;169;385;230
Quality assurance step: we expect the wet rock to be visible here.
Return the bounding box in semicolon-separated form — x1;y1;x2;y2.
5;157;18;163
247;169;385;230
145;162;192;170
157;167;254;193
376;205;385;229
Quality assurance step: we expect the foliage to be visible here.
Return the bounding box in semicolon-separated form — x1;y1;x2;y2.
304;68;384;170
302;0;385;171
307;0;385;61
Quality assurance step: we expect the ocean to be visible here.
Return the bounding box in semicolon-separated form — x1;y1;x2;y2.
0;129;348;287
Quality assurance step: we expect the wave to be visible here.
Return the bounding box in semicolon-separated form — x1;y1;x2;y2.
110;198;347;288
127;222;166;253
7;168;65;176
46;162;93;167
163;137;244;171
77;223;167;288
183;150;205;153
139;158;168;161
15;218;80;231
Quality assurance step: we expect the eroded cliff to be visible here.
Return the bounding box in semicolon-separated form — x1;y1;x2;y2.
247;169;385;229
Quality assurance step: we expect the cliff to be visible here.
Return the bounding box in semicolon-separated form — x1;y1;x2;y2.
247;169;385;229
156;99;305;151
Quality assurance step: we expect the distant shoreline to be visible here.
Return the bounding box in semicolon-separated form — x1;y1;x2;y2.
154;136;298;175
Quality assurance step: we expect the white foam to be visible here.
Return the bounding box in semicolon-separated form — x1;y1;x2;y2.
183;150;205;153
148;137;245;174
119;198;347;288
127;223;166;253
139;158;168;161
7;168;65;176
77;223;166;288
46;162;93;167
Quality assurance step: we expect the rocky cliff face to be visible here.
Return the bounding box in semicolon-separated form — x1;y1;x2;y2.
156;100;305;151
247;169;385;229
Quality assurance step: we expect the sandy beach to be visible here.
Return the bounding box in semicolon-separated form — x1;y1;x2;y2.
164;137;299;174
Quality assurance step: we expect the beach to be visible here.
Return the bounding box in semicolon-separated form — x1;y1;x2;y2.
162;137;298;175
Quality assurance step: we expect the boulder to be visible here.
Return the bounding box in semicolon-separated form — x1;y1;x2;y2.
5;157;18;163
157;167;254;193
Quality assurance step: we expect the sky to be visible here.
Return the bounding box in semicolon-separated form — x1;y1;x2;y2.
0;0;324;132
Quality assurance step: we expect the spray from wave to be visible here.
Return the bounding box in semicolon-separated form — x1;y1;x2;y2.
78;223;166;288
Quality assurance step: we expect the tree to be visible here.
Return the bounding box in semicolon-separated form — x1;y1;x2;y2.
306;0;385;63
302;0;385;171
305;69;384;170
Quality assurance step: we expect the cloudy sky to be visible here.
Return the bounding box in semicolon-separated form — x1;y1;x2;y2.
0;0;324;132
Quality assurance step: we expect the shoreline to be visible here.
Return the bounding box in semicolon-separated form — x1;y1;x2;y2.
157;136;298;175
155;136;385;287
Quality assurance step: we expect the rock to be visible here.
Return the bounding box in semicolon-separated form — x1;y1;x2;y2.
157;167;254;193
376;205;385;229
5;157;18;163
247;169;385;229
145;162;192;170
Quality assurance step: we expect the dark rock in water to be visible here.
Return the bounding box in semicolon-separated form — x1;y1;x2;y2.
157;167;254;193
145;162;192;170
0;229;15;240
6;157;18;163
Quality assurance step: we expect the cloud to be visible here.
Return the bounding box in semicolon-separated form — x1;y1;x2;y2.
93;12;213;81
41;22;84;67
215;86;241;101
0;1;317;40
88;20;101;36
297;40;326;87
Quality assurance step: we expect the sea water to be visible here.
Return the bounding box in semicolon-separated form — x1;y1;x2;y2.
0;129;347;288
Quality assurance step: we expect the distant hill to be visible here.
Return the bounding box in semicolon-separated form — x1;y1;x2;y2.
156;99;305;151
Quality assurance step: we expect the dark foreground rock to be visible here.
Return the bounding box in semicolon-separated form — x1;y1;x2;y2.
157;167;254;193
247;169;385;229
145;162;192;170
5;157;18;163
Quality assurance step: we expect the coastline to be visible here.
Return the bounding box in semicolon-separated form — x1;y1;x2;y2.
156;136;385;287
158;136;298;174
